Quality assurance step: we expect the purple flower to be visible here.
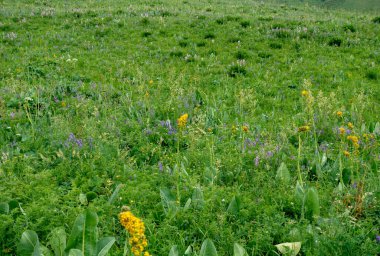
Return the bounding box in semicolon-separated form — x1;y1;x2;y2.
144;129;153;135
76;139;83;148
254;156;260;167
10;112;15;118
346;129;352;135
158;162;163;172
351;182;357;189
376;234;380;243
266;151;274;158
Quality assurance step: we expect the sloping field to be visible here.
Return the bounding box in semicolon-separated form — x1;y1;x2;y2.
0;0;379;255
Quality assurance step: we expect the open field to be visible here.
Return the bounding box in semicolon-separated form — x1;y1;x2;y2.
1;0;380;255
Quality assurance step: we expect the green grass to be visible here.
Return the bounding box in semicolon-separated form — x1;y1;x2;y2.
0;0;380;255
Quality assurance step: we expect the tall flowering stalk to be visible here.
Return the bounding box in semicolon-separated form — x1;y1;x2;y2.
119;208;150;256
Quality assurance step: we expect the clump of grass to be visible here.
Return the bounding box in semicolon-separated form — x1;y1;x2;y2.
270;42;282;49
227;63;247;77
372;16;380;23
235;50;249;60
366;70;378;80
343;24;356;32
204;32;215;39
240;20;250;28
328;37;343;47
178;40;188;47
142;31;152;37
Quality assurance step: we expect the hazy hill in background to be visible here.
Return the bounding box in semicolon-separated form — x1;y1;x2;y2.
273;0;380;11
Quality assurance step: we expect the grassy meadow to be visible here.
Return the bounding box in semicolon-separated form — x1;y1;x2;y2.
1;0;380;255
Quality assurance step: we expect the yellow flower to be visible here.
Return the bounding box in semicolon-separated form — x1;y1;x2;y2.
339;127;345;135
343;150;350;157
347;122;354;129
119;210;149;256
149;80;153;85
232;125;237;133
301;90;309;97
336;111;343;117
177;113;188;128
242;125;249;132
298;125;310;132
347;135;359;148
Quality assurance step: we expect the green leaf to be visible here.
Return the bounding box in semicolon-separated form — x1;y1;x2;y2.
199;239;218;256
275;242;301;256
227;196;241;215
17;230;41;256
68;249;83;256
184;245;193;255
233;243;248;256
168;245;179;256
0;202;9;214
304;187;320;220
79;193;88;205
160;188;178;217
295;181;304;202
342;168;351;186
49;227;66;256
65;210;98;256
192;187;205;210
96;237;115;256
183;198;192;211
276;162;290;184
108;184;124;204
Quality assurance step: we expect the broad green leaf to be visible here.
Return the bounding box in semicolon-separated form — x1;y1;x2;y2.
160;188;178;217
49;227;66;256
342;168;351;186
65;210;98;256
0;202;9;214
233;243;248;256
192;187;205;210
83;210;98;255
96;237;115;256
305;187;320;220
321;153;327;167
199;239;218;256
17;230;41;256
374;122;380;134
65;213;85;253
168;245;179;256
184;245;193;255
227;196;241;215
68;249;83;256
275;242;301;256
183;198;192;211
79;193;88;205
40;245;53;256
108;184;124;204
276;162;290;184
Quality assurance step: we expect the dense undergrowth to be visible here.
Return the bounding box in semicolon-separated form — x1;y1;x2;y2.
1;0;380;255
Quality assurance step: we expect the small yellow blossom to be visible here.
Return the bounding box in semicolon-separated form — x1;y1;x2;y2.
61;101;66;107
298;125;310;132
242;125;249;132
232;125;237;133
336;111;343;117
177;113;188;128
347;135;359;148
301;90;309;97
149;80;153;85
339;127;345;135
343;150;350;157
347;122;354;129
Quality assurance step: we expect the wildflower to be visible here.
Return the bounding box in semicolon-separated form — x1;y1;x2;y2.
119;209;149;256
347;135;359;148
301;90;309;97
149;80;153;85
298;125;310;132
343;150;350;157
242;125;249;132
336;111;343;117
338;127;345;135
232;125;237;133
376;234;380;243
177;113;188;128
347;122;354;129
61;101;67;107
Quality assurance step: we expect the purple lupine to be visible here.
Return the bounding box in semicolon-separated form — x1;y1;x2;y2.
376;234;380;243
76;139;83;148
158;162;163;172
266;151;274;158
254;156;260;167
346;129;352;135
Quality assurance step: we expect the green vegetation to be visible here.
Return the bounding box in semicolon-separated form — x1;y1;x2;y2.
1;0;379;255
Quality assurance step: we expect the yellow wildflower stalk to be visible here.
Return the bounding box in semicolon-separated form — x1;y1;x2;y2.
177;113;188;128
119;208;150;256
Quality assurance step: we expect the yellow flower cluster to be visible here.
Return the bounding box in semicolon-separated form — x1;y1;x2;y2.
339;127;345;135
298;125;310;132
336;111;343;117
301;90;309;97
347;135;359;148
242;125;249;132
343;150;350;157
119;211;150;256
177;113;188;128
